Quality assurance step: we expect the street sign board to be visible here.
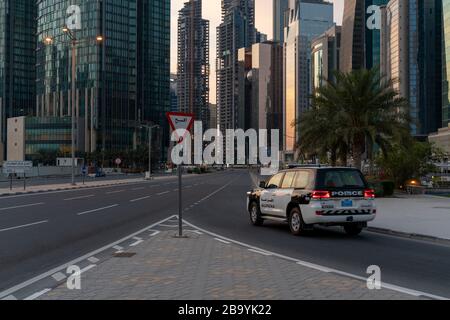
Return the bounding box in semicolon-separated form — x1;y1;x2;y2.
166;112;194;144
115;158;122;166
3;161;33;174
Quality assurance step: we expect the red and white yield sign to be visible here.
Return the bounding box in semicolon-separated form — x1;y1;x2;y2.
166;112;194;143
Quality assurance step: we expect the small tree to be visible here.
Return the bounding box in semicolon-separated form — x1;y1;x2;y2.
376;139;439;187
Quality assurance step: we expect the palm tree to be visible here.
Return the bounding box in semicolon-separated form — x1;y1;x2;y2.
298;68;410;170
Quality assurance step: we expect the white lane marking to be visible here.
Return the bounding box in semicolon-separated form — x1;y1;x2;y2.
157;191;170;196
149;230;160;237
105;190;125;194
1;295;17;300
173;189;179;192
88;257;99;264
158;224;179;228
248;249;272;256
112;245;123;251
182;219;449;301
296;261;333;273
198;177;238;202
0;202;45;211
130;196;150;202
0;215;177;300
0;220;48;233
51;272;66;282
24;288;51;301
80;265;96;275
132;187;145;191
129;240;144;247
64;195;94;201
77;204;119;216
214;238;230;245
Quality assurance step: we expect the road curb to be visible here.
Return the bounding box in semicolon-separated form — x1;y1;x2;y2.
367;226;450;246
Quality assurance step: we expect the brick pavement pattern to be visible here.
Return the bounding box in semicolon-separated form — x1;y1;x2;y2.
41;227;419;300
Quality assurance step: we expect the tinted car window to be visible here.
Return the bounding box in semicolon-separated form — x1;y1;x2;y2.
281;172;296;188
293;171;311;189
267;173;284;189
316;169;367;189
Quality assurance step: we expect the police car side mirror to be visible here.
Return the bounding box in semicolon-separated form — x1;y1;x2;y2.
259;181;266;189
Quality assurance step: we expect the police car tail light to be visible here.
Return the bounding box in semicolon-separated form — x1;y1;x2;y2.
364;189;375;199
312;190;331;199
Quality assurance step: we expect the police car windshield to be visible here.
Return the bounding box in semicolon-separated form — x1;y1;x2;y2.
316;169;367;189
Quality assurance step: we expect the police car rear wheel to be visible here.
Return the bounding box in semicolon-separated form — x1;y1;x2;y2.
344;224;363;236
249;202;264;226
289;208;304;236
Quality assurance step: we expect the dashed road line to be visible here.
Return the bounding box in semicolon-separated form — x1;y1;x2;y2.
1;295;17;300
0;202;45;211
130;196;150;202
88;257;99;264
112;245;123;252
51;272;66;282
105;190;125;194
64;195;95;201
149;230;160;237
0;220;48;233
130;239;144;247
157;191;170;196
77;204;119;216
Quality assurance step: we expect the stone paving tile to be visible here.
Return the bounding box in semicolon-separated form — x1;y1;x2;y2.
41;231;421;300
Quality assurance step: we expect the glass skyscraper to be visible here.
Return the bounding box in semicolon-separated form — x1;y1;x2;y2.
381;0;442;137
443;0;450;127
283;0;333;159
365;0;389;70
36;0;170;158
0;0;36;159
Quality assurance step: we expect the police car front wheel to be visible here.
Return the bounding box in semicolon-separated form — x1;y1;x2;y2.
249;202;264;226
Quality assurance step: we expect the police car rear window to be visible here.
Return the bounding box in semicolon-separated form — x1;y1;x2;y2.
316;170;367;189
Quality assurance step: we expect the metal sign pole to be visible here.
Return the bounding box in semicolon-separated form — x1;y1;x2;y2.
178;164;183;237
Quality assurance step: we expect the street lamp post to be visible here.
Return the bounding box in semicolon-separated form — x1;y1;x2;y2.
44;29;103;186
141;124;159;180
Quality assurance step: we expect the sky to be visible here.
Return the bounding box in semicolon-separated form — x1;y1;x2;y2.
171;0;345;104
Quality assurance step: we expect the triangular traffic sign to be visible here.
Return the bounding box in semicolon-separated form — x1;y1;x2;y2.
166;112;195;143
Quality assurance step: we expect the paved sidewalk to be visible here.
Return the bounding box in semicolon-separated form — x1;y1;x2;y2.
35;218;419;300
371;195;450;241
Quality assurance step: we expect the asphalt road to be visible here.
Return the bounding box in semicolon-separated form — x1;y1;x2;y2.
0;170;449;298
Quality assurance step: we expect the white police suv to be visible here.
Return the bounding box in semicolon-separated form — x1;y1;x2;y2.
247;167;376;236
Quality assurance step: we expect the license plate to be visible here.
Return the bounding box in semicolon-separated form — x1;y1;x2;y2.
341;199;353;207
